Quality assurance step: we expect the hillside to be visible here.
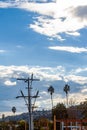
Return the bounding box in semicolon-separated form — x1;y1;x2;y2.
3;110;52;122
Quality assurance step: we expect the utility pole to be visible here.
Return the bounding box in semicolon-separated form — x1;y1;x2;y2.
16;74;40;130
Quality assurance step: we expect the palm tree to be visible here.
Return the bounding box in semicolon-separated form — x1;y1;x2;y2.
12;106;16;114
48;85;54;109
63;84;70;107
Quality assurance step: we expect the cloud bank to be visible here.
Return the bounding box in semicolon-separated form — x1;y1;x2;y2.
0;65;87;93
0;65;87;116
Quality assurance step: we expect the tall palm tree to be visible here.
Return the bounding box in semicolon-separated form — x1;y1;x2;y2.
12;106;16;114
48;85;54;109
63;84;70;107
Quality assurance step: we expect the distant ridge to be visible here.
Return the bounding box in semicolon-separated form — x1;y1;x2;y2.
2;110;52;122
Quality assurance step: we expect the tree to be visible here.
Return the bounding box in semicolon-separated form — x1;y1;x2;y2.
78;99;87;119
63;84;70;107
12;106;16;114
68;98;77;106
48;85;54;108
52;103;67;119
17;120;28;130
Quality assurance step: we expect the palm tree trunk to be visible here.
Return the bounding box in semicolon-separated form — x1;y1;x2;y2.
66;93;68;107
51;94;53;109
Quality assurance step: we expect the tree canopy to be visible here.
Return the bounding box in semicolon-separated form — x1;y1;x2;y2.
52;103;67;119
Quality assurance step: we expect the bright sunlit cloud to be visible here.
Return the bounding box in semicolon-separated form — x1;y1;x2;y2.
0;0;87;40
81;88;87;93
4;80;16;86
48;46;87;53
0;65;87;85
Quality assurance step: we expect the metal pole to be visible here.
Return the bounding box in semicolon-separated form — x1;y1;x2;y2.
16;75;39;130
27;78;32;130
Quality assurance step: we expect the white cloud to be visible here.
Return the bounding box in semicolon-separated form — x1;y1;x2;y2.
48;46;87;53
0;1;16;8
0;1;10;8
0;65;65;81
23;0;87;40
4;80;16;86
0;65;87;85
67;92;87;104
65;75;87;85
72;67;87;74
0;66;16;78
0;0;87;40
66;32;80;36
81;88;87;93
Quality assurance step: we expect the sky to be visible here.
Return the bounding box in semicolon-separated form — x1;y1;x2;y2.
0;0;87;118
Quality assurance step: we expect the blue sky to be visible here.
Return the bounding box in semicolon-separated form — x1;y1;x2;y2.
0;0;87;117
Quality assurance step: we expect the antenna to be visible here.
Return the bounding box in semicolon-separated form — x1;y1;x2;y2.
16;74;40;130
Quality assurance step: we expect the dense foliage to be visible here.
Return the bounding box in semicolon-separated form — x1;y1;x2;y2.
52;103;67;119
